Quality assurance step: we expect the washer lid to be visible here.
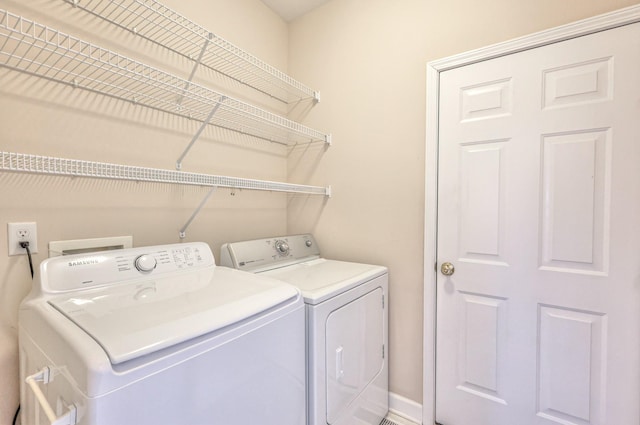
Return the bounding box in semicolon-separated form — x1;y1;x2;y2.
48;267;300;364
260;259;387;305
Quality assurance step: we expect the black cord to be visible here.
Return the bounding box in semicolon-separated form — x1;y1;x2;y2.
20;241;34;279
12;404;20;425
13;241;32;425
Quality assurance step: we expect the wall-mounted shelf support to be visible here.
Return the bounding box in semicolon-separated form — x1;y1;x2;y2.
178;186;216;239
176;33;213;107
176;96;226;170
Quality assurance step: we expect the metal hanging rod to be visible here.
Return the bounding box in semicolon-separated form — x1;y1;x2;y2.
0;152;332;196
0;9;330;146
65;0;320;104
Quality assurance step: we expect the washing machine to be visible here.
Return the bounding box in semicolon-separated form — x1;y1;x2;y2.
18;242;306;425
220;234;389;425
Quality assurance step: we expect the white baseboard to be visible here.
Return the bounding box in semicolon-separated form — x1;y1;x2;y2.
388;392;422;424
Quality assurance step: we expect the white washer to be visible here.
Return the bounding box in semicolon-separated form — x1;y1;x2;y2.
221;234;389;425
19;242;306;425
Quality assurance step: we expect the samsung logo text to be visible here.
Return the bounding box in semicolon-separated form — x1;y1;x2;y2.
68;259;100;267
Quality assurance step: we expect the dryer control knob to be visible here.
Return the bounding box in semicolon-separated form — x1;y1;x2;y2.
274;240;290;256
135;254;157;273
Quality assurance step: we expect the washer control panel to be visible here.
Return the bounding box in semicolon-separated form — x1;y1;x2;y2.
41;242;215;293
220;234;320;272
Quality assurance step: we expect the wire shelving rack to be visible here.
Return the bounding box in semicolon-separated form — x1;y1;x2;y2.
0;6;331;238
63;0;319;104
0;151;331;196
0;9;330;147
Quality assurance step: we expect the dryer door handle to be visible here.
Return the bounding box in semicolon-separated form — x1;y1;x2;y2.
25;367;78;425
335;346;344;381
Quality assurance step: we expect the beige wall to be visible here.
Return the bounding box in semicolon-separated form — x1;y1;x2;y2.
0;1;289;423
286;0;640;406
2;0;640;423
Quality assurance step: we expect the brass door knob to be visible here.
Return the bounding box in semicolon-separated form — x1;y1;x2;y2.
441;262;455;276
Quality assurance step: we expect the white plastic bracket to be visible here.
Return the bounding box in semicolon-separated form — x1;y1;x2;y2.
325;133;332;146
313;91;321;103
179;186;217;239
176;97;226;170
25;367;78;425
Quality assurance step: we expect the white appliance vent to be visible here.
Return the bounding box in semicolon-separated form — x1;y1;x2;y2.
48;236;133;257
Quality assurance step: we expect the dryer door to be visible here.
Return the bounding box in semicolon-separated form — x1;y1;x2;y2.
326;287;384;423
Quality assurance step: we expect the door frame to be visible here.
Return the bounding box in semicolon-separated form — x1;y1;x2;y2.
423;5;640;424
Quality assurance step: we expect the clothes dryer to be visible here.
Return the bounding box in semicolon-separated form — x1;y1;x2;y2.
221;234;388;425
19;242;306;425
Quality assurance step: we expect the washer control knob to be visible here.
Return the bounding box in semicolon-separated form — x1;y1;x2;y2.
274;240;290;256
135;254;157;273
305;240;313;247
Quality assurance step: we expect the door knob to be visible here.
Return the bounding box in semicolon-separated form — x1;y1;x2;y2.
441;262;455;276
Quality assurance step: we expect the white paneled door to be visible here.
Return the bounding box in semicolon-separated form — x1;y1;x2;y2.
435;22;640;425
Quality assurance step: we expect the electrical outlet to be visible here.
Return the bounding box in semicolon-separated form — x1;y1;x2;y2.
8;222;38;256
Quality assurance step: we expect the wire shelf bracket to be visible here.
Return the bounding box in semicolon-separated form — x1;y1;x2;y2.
178;186;216;239
176;32;213;107
176;96;226;170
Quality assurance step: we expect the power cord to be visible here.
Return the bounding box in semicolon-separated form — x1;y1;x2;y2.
12;405;20;425
13;241;34;425
20;241;34;279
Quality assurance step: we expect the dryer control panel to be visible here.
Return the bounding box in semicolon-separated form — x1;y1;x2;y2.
39;242;215;293
220;234;321;273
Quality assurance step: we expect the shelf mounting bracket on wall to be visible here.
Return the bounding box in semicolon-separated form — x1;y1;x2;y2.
179;186;217;239
176;96;227;170
325;134;332;146
176;33;213;107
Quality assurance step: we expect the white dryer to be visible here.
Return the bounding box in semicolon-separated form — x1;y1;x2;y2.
19;242;306;425
220;234;389;425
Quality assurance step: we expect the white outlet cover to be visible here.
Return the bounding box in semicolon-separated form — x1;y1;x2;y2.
8;222;38;256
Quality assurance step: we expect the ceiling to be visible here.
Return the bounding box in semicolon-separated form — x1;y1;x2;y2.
260;0;331;21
